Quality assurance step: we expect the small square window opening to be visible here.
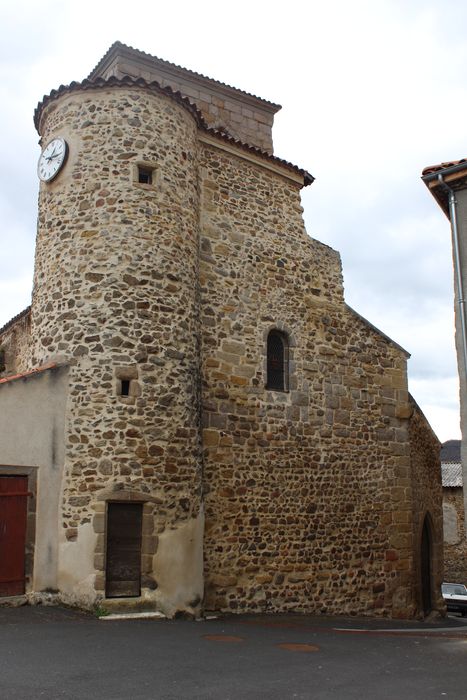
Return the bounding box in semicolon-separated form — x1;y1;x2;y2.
121;379;131;396
138;167;153;185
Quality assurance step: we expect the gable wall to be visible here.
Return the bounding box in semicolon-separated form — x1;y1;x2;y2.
198;140;424;616
0;310;32;376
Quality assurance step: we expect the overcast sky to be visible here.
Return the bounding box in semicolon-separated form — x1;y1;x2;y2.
0;0;465;442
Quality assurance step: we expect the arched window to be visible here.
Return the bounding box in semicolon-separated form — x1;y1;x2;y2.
266;330;289;391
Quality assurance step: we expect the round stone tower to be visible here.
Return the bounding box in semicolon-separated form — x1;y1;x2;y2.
32;79;203;614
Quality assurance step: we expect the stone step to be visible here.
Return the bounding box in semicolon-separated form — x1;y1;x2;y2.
99;611;166;621
0;595;28;608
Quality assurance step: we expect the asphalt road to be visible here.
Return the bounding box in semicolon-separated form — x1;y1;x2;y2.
1;606;467;699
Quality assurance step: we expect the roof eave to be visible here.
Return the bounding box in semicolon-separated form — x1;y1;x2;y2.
422;161;467;218
88;41;282;114
34;77;313;187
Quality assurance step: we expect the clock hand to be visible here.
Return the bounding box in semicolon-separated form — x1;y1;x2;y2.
45;151;61;162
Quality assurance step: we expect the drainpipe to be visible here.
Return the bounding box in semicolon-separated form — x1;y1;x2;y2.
437;174;467;382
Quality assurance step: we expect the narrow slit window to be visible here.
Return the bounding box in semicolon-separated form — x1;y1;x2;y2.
121;379;131;396
266;330;289;391
138;166;153;185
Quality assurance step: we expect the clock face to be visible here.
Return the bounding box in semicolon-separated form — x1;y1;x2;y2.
37;138;68;182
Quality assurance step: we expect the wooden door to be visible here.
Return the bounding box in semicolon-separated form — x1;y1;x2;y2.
0;476;28;597
105;503;142;598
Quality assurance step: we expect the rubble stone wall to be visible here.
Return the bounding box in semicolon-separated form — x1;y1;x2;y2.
94;48;277;153
0;309;32;376
32;85;204;614
443;487;467;583
408;401;444;613
2;74;444;618
198;139;433;617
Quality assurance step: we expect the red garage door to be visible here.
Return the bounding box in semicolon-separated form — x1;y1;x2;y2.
0;476;28;597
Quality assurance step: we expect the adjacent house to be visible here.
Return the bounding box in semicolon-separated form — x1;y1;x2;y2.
441;439;467;582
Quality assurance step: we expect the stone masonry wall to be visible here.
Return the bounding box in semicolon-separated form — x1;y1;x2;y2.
408;401;444;614
0;309;32;376
32;85;203;612
93;47;277;153
443;487;467;583
22;70;444;617
199;140;423;618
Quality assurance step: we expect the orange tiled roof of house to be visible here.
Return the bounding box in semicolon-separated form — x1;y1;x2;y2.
422;159;467;176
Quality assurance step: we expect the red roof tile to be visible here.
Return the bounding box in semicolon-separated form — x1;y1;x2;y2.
422;158;467;217
0;362;57;385
422;159;467;176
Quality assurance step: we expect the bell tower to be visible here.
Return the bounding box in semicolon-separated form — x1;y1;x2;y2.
32;78;204;614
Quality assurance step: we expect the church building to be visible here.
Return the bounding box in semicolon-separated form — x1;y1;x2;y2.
0;42;443;618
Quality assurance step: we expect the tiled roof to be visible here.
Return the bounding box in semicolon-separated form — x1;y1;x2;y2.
441;462;463;488
34;76;313;186
34;75;202;130
88;41;281;111
441;439;461;462
0;362;57;386
0;306;31;336
422;159;467;176
421;159;467;217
